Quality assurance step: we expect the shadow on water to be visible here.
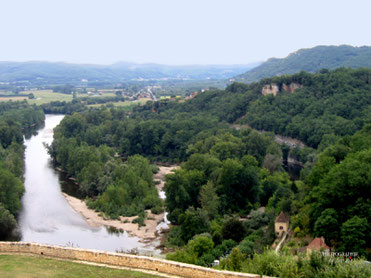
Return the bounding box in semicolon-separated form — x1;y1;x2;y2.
23;121;45;140
283;161;303;180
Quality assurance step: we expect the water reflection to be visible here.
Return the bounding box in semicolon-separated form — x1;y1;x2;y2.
19;114;155;254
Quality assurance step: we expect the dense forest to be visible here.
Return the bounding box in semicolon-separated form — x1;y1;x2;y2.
236;45;371;82
0;102;44;239
46;67;370;277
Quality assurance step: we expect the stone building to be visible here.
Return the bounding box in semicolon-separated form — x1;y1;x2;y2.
275;211;289;237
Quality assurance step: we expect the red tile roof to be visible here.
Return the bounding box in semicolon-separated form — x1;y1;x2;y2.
307;237;330;251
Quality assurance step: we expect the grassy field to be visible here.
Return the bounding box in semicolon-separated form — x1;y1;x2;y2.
0;254;162;278
87;98;152;108
25;90;74;105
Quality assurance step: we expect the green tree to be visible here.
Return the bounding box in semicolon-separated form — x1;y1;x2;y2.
341;216;368;254
314;208;339;244
199;182;220;220
0;204;17;239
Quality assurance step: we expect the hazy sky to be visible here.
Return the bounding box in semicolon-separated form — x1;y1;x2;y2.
1;0;370;65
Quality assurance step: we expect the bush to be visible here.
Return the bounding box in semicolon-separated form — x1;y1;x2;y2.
219;248;244;271
164;226;185;247
221;217;246;242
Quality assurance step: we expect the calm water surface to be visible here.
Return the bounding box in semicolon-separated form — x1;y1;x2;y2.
19;114;155;254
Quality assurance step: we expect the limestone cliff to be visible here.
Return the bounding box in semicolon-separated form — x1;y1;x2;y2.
262;82;302;96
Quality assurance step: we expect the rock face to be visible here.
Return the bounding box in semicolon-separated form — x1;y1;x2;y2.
262;82;302;96
282;82;302;93
262;84;279;96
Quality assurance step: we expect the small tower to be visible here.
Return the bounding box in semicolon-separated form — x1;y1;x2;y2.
275;211;289;237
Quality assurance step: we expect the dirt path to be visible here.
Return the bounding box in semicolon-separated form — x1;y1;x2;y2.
275;232;288;254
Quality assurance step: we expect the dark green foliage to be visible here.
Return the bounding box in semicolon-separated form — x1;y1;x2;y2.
0;102;44;239
0;167;24;216
218;157;260;213
178;208;210;243
314;208;339;244
221;218;246;242
0;204;17;239
340;216;368;256
305;125;371;256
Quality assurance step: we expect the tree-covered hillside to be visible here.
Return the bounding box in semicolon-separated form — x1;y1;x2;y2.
236;45;371;83
135;68;370;150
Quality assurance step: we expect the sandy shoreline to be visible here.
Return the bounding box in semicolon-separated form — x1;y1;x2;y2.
62;165;179;243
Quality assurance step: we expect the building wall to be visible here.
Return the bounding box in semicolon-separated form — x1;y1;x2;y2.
0;242;270;278
275;222;288;237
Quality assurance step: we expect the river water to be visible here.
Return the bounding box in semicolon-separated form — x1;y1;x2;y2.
19;114;154;254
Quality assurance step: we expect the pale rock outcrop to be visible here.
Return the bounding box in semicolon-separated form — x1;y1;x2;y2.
262;82;302;96
262;84;279;96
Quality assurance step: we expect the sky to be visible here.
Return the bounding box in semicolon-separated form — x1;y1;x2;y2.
0;0;370;65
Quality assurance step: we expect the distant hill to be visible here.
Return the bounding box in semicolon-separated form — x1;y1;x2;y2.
0;61;260;85
236;45;371;82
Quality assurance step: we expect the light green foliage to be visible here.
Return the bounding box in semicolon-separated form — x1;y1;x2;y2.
220;247;244;271
199;182;220;220
88;155;161;218
242;250;371;278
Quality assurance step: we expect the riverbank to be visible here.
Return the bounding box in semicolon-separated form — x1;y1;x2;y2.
63;193;164;242
62;165;179;243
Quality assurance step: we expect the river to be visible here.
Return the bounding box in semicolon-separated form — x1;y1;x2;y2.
19;114;155;254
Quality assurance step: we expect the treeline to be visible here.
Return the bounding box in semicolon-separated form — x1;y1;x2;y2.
41;95;125;114
50;108;221;162
0;102;45;239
